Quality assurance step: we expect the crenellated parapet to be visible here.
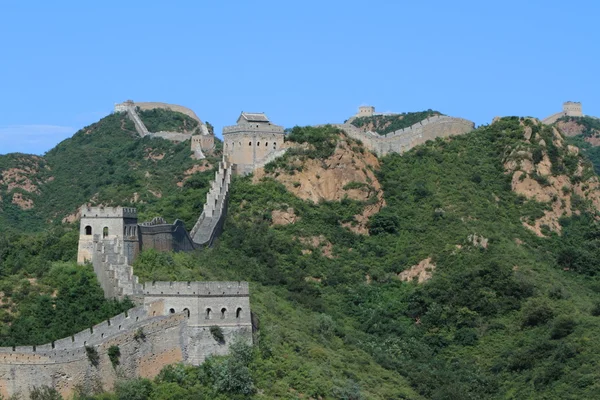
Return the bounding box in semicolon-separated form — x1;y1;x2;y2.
329;114;475;156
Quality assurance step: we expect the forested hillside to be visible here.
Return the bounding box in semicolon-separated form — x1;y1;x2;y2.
0;112;220;233
557;115;600;174
1;112;600;399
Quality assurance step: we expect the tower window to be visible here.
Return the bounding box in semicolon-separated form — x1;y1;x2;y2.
221;308;227;319
85;226;92;235
103;227;109;238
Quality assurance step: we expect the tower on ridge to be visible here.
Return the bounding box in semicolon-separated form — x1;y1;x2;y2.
77;206;139;264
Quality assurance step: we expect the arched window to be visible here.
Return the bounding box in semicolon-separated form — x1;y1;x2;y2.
102;227;109;238
205;308;212;319
248;141;252;146
257;142;260;146
183;308;190;318
221;308;227;319
169;308;175;314
265;142;268;146
85;226;92;235
236;307;242;319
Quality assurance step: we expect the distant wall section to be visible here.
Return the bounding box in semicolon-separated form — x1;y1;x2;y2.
331;114;475;156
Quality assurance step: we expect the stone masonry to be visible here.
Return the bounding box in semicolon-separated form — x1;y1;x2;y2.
0;159;246;398
223;112;286;175
542;101;584;125
330;108;475;157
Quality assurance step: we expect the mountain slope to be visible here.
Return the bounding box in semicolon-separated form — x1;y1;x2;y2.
0;112;220;232
1;114;600;398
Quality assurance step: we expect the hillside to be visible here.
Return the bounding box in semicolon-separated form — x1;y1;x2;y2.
0;111;220;233
1;113;600;398
350;110;442;135
555;115;600;174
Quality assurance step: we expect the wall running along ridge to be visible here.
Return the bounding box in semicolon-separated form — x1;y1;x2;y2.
0;159;247;398
330;115;475;156
114;100;214;159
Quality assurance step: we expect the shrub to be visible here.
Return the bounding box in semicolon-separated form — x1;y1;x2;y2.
134;328;146;342
368;212;400;235
108;345;121;368
521;299;554;328
210;325;225;344
29;386;63;400
591;301;600;316
550;315;576;339
114;378;153;400
85;345;100;367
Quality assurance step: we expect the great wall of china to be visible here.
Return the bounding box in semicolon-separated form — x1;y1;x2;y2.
0;158;243;398
2;101;584;396
114;100;214;159
333;114;476;156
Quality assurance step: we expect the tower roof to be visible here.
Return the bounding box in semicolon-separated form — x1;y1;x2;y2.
237;112;270;124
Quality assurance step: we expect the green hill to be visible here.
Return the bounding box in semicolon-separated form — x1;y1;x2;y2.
1;112;600;399
0;112;220;233
556;115;600;174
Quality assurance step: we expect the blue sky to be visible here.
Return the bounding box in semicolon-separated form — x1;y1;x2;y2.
1;0;598;155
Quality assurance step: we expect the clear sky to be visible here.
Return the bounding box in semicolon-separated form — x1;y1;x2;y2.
0;0;598;155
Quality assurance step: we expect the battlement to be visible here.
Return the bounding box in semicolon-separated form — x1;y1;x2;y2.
141;281;249;296
563;101;583;116
80;206;137;219
542;101;584;124
223;124;285;135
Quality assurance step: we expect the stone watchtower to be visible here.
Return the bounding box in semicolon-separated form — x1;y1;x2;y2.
77;206;139;264
563;101;583;117
357;106;375;118
223;112;285;175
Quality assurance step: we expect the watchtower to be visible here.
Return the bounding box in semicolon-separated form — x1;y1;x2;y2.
77;206;139;264
223;112;285;175
563;101;583;117
357;106;375;118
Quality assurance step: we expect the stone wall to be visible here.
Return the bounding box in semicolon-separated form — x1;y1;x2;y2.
330;115;475;156
542;101;584;124
190;161;232;245
0;305;192;398
223;126;285;175
114;101;213;158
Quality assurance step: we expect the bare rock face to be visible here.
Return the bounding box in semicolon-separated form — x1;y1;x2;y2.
503;128;600;237
254;135;386;235
271;208;299;226
398;258;436;284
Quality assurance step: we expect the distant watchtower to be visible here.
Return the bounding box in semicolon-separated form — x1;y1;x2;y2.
563;101;583;117
357;106;375;118
76;206;139;264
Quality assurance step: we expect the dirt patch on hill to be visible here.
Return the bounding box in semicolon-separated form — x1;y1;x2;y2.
0;165;41;194
556;120;585;137
504;131;600;236
297;235;335;258
12;192;33;210
144;148;165;161
271;208;299;226
253;136;385;234
398;258;436;283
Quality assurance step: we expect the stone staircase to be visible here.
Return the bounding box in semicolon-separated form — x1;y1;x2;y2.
126;106;150;137
190;160;232;246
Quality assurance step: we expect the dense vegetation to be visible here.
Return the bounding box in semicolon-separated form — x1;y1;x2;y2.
558;116;600;174
137;108;199;133
351;109;442;135
2;112;600;398
0;112;220;232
